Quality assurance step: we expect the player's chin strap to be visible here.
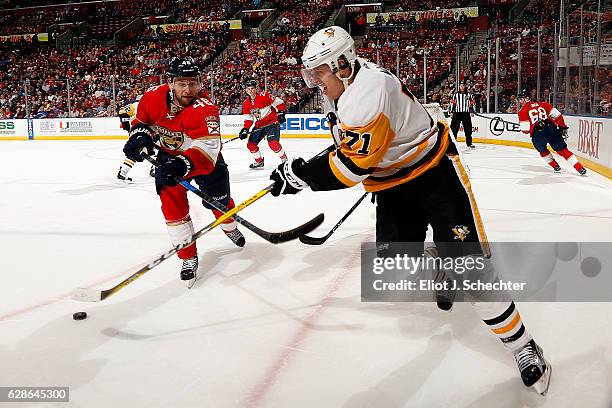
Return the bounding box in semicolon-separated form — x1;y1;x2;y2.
336;59;360;90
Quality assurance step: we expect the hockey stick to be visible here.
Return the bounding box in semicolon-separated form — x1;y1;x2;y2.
299;192;369;245
72;146;334;302
71;185;323;302
141;152;324;244
222;119;258;145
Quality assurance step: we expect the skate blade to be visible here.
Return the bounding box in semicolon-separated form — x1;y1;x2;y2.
185;273;198;289
531;361;552;396
115;177;133;184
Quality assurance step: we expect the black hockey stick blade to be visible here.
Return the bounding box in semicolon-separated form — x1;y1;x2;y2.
299;192;369;245
264;212;325;244
298;231;330;245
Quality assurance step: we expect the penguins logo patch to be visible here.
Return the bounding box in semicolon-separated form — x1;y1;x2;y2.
324;28;335;37
451;225;470;241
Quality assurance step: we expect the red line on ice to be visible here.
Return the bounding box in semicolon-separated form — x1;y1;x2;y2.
244;234;371;408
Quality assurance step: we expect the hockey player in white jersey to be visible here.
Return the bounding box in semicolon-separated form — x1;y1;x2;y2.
116;100;155;182
269;26;551;395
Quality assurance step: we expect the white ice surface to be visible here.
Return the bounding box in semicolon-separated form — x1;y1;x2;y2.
0;139;611;408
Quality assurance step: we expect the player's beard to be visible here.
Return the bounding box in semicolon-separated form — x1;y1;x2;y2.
178;94;196;107
171;91;196;109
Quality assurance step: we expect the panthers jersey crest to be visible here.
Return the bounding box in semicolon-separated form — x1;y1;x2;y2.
154;125;185;150
250;108;262;120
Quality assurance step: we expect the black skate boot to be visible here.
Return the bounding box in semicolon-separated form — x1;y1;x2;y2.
180;256;198;288
578;167;587;175
425;246;455;311
513;339;552;396
434;273;455;312
249;159;264;169
223;228;245;247
553;164;561;172
116;169;133;183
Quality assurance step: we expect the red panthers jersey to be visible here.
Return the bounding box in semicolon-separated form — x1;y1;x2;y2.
518;101;567;136
133;84;221;177
242;91;286;129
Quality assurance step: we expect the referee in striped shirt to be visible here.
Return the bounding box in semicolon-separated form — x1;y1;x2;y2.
449;82;476;148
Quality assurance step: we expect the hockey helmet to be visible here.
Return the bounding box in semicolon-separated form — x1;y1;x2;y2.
519;89;530;100
301;26;357;89
243;79;259;89
167;57;200;79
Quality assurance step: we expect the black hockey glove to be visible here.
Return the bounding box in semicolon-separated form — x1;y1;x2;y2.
239;127;250;140
158;155;192;187
123;125;154;162
276;110;286;124
270;158;309;196
532;118;553;134
558;125;569;140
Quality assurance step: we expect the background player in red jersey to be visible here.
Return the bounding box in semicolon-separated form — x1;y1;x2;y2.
122;57;245;286
239;79;288;169
517;90;586;175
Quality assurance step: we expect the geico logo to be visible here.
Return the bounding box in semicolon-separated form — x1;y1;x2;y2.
0;121;15;129
281;117;329;131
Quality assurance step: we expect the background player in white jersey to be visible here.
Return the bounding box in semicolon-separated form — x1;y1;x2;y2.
115;98;155;182
269;26;551;395
239;79;288;169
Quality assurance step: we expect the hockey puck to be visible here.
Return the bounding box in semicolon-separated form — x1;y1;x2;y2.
72;312;87;320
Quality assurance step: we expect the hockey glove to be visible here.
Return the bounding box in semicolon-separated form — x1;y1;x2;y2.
270;158;309;196
158;155;192;186
558;125;569;140
532;118;553;134
239;127;250;140
123;125;154;162
276;111;286;124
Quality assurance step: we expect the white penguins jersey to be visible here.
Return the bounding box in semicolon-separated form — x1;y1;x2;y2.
321;58;450;192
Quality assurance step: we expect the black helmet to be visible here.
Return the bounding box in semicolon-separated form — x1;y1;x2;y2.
243;79;259;89
519;89;530;99
167;57;200;79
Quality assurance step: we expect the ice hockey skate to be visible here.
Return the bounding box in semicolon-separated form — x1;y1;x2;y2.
223;227;245;247
180;256;199;288
425;246;455;311
513;339;552;396
116;169;133;183
249;159;264;169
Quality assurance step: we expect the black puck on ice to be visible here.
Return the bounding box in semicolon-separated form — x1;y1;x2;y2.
73;311;87;320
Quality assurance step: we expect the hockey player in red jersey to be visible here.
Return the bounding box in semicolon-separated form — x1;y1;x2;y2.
517;90;586;175
239;80;288;169
123;57;245;285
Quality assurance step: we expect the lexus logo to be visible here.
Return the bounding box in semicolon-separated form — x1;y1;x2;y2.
490;116;521;136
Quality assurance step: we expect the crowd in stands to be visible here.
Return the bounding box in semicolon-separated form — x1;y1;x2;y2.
396;0;470;11
0;0;609;118
0;22;230;119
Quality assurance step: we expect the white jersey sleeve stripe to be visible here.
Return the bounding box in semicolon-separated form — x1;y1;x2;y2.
190;139;220;165
520;121;531;132
548;107;561;119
